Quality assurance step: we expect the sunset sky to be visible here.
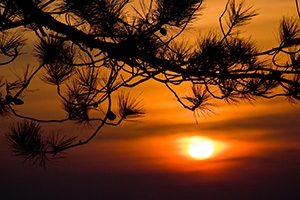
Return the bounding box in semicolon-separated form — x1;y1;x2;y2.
1;0;300;199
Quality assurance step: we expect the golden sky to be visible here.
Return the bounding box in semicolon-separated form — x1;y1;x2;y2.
1;1;300;199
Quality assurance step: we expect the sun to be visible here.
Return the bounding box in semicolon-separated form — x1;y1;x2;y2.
187;136;215;160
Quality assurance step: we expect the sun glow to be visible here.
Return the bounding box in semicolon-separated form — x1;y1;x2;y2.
176;135;228;163
187;137;215;160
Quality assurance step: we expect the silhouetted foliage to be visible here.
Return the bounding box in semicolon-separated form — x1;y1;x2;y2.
1;0;300;166
118;91;145;120
6;120;77;167
6;121;46;167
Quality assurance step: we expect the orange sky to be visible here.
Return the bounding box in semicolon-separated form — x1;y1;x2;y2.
1;1;300;199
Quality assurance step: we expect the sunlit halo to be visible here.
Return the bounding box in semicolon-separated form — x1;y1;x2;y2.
187;137;215;160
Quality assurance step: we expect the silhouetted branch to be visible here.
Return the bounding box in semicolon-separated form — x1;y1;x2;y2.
46;132;77;155
5;120;79;167
0;77;10;117
184;85;216;112
296;0;300;18
2;0;300;166
279;16;300;47
0;30;25;65
6;121;48;167
118;91;145;121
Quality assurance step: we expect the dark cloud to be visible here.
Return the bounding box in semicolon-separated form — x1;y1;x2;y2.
99;108;300;143
2;151;300;200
